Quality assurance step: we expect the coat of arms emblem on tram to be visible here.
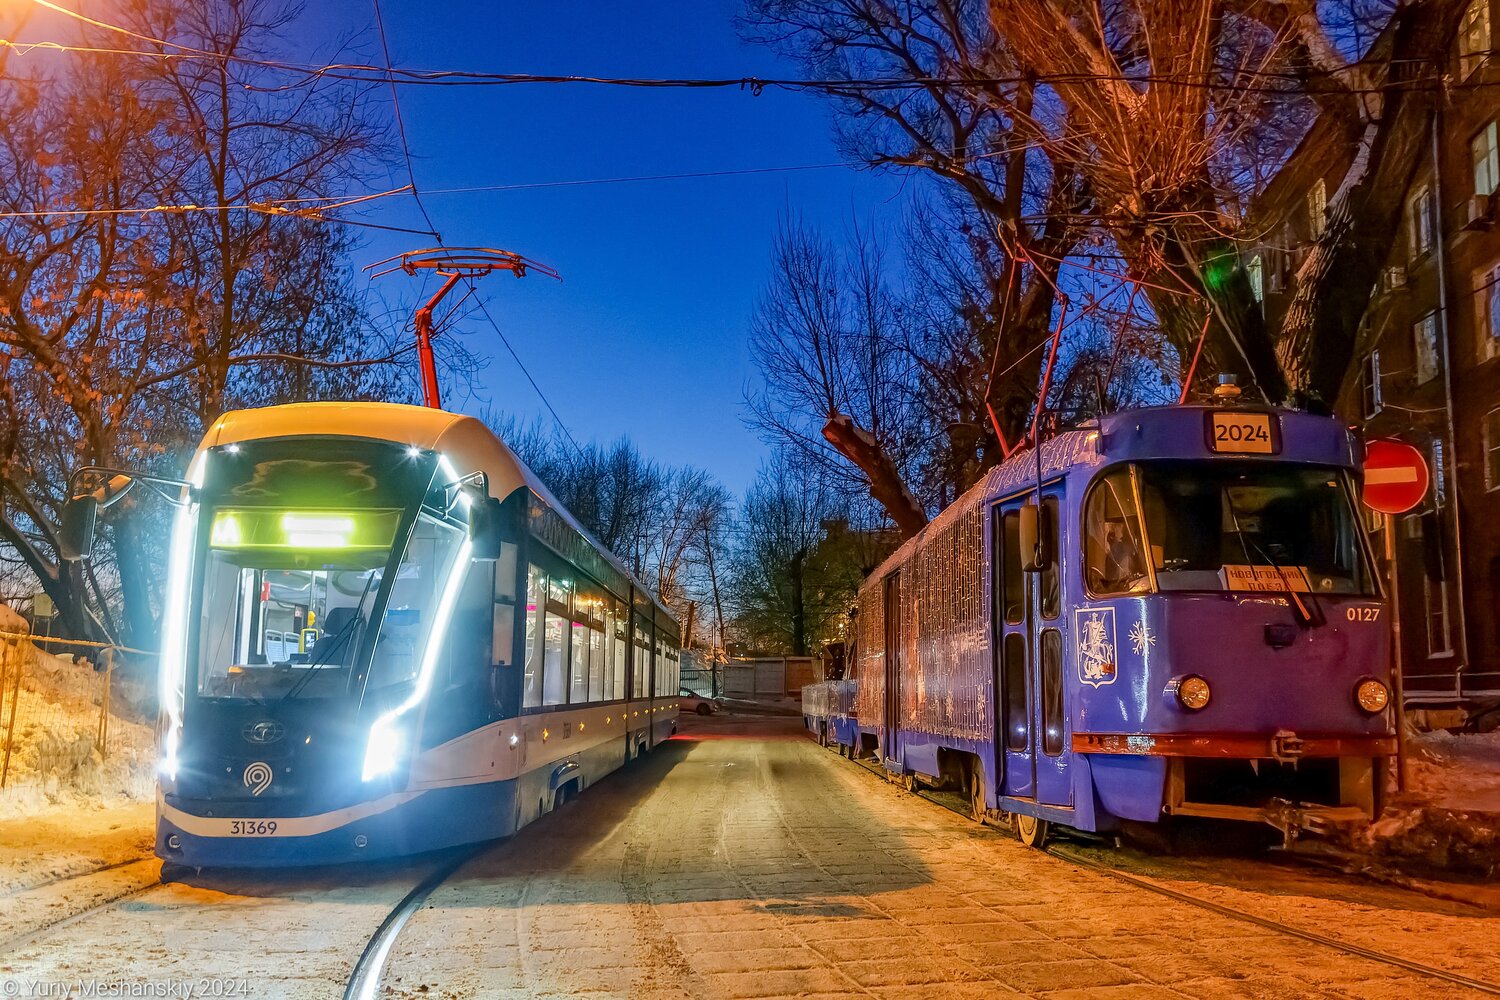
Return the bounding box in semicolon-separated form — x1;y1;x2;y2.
1073;607;1118;688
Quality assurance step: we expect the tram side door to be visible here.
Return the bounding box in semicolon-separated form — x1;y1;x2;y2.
882;571;902;768
993;502;1034;800
993;492;1072;808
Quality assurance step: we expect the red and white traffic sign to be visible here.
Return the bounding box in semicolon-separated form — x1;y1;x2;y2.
1362;438;1430;514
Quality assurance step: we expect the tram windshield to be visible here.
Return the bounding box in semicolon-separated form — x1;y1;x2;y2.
195;510;466;701
1084;462;1374;596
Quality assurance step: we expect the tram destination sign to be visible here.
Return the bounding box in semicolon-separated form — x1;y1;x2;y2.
1206;411;1276;454
1362;438;1429;515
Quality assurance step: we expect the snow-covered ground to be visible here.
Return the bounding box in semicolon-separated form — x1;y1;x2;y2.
0;605;156;820
1354;730;1500;877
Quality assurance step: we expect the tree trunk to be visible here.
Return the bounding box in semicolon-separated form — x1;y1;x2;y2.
789;548;807;656
110;515;157;651
822;413;929;539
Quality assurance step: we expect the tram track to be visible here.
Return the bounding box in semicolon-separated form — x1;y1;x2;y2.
839;747;1500;997
0;860;165;956
0;852;157;901
341;843;490;1000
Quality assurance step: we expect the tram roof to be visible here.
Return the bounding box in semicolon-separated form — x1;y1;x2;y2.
863;404;1358;586
199;401;674;624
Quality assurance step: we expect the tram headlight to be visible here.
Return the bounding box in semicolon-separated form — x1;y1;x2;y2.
1355;678;1390;714
361;717;404;781
1175;675;1212;711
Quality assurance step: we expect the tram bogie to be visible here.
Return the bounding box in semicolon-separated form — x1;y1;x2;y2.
852;403;1396;843
62;402;682;867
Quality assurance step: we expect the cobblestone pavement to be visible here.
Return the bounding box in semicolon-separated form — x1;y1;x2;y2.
4;715;1498;999
383;715;1500;999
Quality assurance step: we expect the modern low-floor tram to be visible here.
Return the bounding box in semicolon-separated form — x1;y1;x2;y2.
846;403;1395;845
66;402;682;867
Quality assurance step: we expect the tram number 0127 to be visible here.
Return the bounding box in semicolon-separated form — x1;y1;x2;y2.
228;819;278;836
1346;607;1381;622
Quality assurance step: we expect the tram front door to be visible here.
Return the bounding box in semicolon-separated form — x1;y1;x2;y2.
993;492;1071;809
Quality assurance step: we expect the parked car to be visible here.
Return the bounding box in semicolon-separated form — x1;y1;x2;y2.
679;688;717;715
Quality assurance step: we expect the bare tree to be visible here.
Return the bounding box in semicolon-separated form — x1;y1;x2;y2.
985;0;1469;404
725;451;875;656
0;0;401;644
740;0;1086;536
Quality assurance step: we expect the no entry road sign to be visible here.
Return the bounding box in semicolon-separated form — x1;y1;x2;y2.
1363;438;1430;514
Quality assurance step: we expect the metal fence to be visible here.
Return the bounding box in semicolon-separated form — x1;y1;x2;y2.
0;628;148;803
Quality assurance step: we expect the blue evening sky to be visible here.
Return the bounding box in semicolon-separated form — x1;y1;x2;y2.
307;1;915;498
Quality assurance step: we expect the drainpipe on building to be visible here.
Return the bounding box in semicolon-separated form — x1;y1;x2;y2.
1430;107;1473;680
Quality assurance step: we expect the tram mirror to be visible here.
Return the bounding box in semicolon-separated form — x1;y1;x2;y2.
468;495;506;561
58;495;99;562
1019;502;1042;572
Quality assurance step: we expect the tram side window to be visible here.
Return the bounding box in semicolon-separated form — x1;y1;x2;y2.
633;619;652;700
542;576;570;706
522;565;545;708
1040;497;1061;620
1041;629;1064;756
1003;632;1028;751
1001;510;1024;624
611;604;628;700
655;635;667;695
573;580;606;704
1085;470;1151;596
492;541;518;668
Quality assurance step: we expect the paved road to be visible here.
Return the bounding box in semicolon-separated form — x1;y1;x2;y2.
4;714;1498;998
384;714;1498;999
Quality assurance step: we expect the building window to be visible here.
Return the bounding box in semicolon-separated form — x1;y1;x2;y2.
1486;408;1500;490
1308;179;1327;237
1414;312;1441;383
1409;186;1435;259
1425;574;1453;656
1247;254;1264;302
1461;0;1492;78
1478;261;1500;359
1361;351;1383;418
1474;121;1499;197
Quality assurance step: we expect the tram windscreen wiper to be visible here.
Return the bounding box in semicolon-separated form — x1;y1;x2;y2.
279;573;376;703
1225;495;1324;628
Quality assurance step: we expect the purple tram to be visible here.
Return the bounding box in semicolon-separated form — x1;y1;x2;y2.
848;403;1395;846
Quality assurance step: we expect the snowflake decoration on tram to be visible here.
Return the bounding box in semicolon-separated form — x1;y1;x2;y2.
1128;619;1155;656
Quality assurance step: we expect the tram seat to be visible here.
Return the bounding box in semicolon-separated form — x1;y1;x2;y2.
314;606;361;665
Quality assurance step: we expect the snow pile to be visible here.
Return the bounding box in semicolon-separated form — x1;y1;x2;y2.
1353;730;1500;877
0;612;156;819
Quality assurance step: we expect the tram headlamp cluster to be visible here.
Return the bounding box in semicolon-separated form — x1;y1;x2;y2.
1355;678;1390;714
1175;675;1212;711
361;717;404;781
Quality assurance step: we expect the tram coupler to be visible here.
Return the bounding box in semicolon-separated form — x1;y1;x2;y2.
1262;797;1368;847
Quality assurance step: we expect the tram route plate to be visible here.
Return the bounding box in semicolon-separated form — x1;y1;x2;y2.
1207;411;1276;454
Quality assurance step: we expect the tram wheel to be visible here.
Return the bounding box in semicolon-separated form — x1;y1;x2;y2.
1013;812;1049;849
967;763;987;824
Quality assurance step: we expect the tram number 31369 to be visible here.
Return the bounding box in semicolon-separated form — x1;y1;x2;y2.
1346;607;1381;622
228;820;278;835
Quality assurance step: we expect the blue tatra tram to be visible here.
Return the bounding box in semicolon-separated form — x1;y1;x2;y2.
62;402;681;866
845;402;1395;846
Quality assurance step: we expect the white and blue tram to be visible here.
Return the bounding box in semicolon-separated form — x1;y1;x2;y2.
62;402;682;866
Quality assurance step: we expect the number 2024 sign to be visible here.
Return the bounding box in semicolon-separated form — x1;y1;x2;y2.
1208;411;1275;454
